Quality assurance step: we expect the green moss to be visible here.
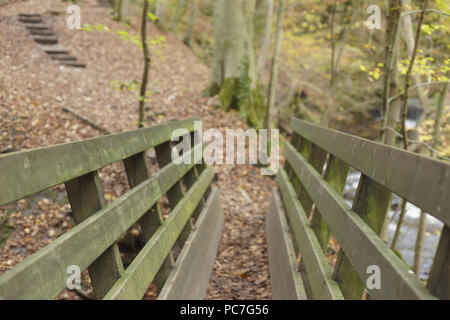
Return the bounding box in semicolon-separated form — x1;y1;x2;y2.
218;78;240;111
208;82;221;97
239;85;264;128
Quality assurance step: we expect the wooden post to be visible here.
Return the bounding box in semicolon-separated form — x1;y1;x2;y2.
298;144;327;216
153;141;188;288
427;225;450;299
310;155;349;251
332;175;392;299
155;141;186;207
123;151;175;292
65;171;124;299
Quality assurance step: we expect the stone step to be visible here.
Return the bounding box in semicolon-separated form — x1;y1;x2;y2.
42;45;69;55
59;61;86;68
50;54;77;61
33;36;58;45
24;24;49;31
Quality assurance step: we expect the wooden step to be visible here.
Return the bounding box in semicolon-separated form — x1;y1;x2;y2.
28;29;54;36
33;36;58;45
24;24;49;31
59;61;86;68
50;54;77;61
18;13;41;18
19;17;43;24
42;45;69;55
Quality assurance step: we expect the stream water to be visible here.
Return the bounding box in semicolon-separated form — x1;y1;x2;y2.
343;170;442;280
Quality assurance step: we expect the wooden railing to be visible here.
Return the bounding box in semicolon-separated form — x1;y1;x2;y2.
0;119;224;300
267;117;450;300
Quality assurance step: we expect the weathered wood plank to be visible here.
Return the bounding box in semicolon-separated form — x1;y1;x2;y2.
0;119;197;206
0;145;200;299
284;141;436;300
65;171;124;299
158;188;224;300
291;118;450;225
277;170;343;300
266;189;307;300
309;156;349;252
123;151;175;292
123;152;163;239
332;174;392;299
427;226;450;299
103;168;214;300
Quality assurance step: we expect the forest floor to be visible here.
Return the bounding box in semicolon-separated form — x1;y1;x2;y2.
0;0;274;299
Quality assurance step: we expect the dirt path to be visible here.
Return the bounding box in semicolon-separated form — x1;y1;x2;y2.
0;0;273;299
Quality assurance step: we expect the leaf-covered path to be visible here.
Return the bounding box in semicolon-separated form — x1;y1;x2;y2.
0;0;273;299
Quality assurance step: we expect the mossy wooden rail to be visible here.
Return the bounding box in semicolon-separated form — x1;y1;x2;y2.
0;119;224;300
267;117;450;300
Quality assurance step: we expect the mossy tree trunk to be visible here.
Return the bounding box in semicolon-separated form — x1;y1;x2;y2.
183;0;198;48
209;0;264;128
170;0;188;33
264;0;285;129
257;0;274;80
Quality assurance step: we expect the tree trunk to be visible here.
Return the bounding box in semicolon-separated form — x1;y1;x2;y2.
320;0;337;125
155;0;166;29
400;0;429;150
402;0;430;116
209;0;264;128
378;0;403;242
171;0;188;33
113;0;130;22
380;0;402;144
413;81;448;276
184;0;198;48
264;0;285;129
138;0;151;128
414;211;427;276
257;0;274;80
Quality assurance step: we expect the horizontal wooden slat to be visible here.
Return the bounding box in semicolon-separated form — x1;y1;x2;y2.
277;170;343;300
266;189;307;300
158;188;224;300
0;119;197;206
284;141;436;300
291;118;450;226
103;168;215;300
0;144;202;300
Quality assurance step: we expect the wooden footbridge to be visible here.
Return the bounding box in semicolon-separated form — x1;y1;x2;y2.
0;118;449;300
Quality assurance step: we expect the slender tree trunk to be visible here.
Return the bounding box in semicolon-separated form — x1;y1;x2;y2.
155;0;166;29
401;0;429;149
414;211;427;276
402;0;430;116
335;1;358;74
183;0;198;48
391;198;407;250
321;0;337;125
138;0;151;128
378;0;403;242
257;0;274;80
264;0;285;129
171;0;188;33
380;0;402;143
